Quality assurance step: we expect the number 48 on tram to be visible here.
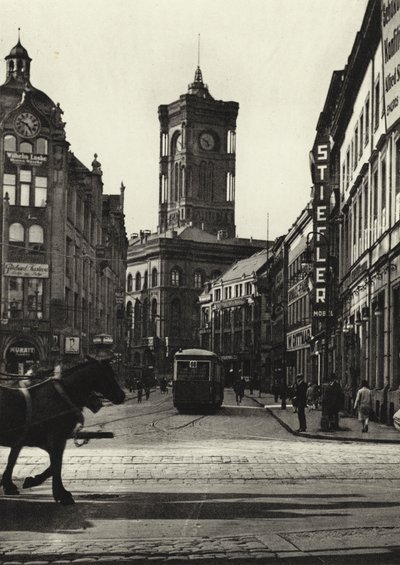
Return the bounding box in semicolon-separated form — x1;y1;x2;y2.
173;349;224;413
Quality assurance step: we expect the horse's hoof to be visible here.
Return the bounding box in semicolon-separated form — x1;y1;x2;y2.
55;494;75;505
23;476;36;489
3;485;19;495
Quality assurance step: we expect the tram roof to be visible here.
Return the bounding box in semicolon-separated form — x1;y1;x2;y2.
175;348;219;359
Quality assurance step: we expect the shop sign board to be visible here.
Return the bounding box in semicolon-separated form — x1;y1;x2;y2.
6;151;47;167
4;263;49;278
310;134;330;318
382;0;400;130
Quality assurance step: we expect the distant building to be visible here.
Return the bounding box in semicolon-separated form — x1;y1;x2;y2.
199;248;272;388
126;66;269;375
0;39;127;373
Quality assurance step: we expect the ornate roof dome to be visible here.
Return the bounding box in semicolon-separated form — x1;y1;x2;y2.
0;37;56;121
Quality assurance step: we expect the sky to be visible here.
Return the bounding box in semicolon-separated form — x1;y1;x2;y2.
0;0;369;241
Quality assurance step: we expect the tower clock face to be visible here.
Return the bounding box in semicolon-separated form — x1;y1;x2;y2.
14;112;41;138
199;132;215;151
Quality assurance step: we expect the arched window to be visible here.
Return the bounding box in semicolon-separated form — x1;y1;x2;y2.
151;267;158;287
135;272;141;291
36;138;48;154
9;222;24;243
171;298;181;333
171;267;180;286
142;298;149;337
4;135;16;151
174;162;178;201
134;299;141;339
143;271;148;289
193;271;204;289
126;301;133;326
127;274;133;292
208;163;214;201
28;224;44;244
151;298;157;322
199;161;207;198
20;141;32;154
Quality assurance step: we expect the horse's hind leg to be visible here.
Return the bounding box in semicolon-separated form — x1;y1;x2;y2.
0;446;22;495
23;465;52;489
49;439;74;505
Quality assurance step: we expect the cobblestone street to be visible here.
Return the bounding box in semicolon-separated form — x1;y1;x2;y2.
1;391;400;563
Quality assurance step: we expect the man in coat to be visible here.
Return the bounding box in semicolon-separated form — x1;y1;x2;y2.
294;373;307;432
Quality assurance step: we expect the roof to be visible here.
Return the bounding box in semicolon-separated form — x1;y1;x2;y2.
215;248;270;283
175;348;219;359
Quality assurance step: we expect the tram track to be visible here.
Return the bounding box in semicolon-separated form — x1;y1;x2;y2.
151;413;208;433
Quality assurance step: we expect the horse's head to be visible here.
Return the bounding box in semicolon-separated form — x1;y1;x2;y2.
89;359;126;405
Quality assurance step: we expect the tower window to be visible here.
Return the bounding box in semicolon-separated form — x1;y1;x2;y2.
226;172;235;202
127;274;133;292
135;272;142;291
227;130;236;154
151;267;158;287
194;271;204;289
171;268;181;286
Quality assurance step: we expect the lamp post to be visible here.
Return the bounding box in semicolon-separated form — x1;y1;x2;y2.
302;229;332;431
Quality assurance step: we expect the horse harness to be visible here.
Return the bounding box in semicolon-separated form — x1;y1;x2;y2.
10;377;83;447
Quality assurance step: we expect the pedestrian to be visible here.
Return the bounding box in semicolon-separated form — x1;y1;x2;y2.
145;383;150;400
248;377;254;395
280;379;287;410
354;379;372;433
272;379;280;403
233;378;245;405
137;379;143;403
306;382;315;412
326;373;344;430
293;374;307;432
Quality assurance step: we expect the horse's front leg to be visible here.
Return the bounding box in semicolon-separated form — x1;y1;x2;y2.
23;465;52;489
0;446;22;495
48;438;74;505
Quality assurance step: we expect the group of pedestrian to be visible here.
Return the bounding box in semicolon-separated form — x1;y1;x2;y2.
136;380;151;403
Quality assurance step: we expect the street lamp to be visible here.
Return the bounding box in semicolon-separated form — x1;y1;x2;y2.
301;229;332;431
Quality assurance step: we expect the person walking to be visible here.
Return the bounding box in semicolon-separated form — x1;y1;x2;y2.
306;383;315;412
233;378;245;405
137;379;143;403
145;383;151;400
326;374;344;430
354;380;372;432
293;374;307;432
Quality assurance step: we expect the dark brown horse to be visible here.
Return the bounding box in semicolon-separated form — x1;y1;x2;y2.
0;359;125;504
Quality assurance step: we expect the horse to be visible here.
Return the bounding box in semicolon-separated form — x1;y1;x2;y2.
0;357;125;505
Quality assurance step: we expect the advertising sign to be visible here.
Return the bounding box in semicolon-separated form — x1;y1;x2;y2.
382;0;400;130
4;263;49;278
6;151;47;167
65;336;80;354
311;135;330;318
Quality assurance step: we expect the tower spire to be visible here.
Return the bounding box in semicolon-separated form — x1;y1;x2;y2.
18;27;21;42
198;33;200;68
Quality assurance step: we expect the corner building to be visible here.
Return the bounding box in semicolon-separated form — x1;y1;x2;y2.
326;0;400;422
127;67;269;376
0;40;127;373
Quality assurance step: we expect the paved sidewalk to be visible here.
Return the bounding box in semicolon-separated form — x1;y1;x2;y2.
249;393;400;443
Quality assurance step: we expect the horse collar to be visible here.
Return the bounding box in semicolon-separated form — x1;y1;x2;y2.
51;378;82;418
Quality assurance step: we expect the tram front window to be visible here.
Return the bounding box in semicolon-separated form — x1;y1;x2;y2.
176;360;210;380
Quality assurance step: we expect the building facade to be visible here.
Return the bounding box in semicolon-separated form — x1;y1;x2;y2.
0;40;127;373
127;66;269;376
198;248;272;388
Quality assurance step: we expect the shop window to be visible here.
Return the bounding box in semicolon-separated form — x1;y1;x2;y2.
4;134;16;152
34;176;47;207
8;277;23;319
27;278;43;318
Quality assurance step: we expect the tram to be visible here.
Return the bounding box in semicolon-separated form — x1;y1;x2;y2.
173;348;224;413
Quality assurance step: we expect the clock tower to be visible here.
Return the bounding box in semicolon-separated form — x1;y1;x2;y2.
158;67;238;237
